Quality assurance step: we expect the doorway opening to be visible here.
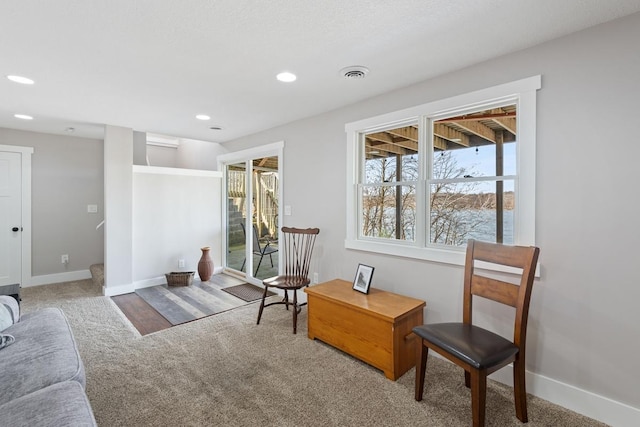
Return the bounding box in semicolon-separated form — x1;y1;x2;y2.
220;143;282;282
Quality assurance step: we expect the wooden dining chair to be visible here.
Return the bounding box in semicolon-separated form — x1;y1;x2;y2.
413;239;540;427
256;226;319;334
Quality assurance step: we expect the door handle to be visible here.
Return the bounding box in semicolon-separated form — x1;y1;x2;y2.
11;227;20;232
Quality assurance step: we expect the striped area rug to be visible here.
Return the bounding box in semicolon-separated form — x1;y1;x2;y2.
136;275;266;326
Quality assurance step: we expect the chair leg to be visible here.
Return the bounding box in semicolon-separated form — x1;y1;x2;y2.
414;340;428;401
470;369;487;427
292;290;298;334
283;290;289;310
256;285;269;325
240;258;246;272
513;357;528;422
255;254;264;276
269;253;274;267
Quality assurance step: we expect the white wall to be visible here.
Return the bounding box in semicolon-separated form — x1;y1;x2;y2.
0;128;103;283
146;138;228;170
132;131;147;166
222;12;640;426
0;123;226;293
104;125;133;293
132;167;222;286
175;138;228;171
147;145;178;168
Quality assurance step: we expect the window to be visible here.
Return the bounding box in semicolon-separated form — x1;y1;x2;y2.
361;121;419;242
429;103;517;246
346;76;540;267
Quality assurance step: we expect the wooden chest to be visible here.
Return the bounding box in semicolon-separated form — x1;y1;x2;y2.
304;279;426;380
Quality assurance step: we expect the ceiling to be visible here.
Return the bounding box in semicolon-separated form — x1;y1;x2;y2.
2;1;640;143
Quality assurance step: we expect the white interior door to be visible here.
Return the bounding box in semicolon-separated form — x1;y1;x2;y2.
0;151;22;287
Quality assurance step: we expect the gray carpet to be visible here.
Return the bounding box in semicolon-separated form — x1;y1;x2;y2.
135;274;264;325
21;279;608;427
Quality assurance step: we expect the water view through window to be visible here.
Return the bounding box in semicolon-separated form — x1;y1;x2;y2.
360;104;517;246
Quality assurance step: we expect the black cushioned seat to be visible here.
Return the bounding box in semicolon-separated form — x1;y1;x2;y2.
413;323;518;370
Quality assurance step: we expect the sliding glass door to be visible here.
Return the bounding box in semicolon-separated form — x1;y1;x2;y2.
225;161;248;273
221;143;282;281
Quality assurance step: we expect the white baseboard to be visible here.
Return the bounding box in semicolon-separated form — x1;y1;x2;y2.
490;366;640;427
132;276;166;290
102;283;135;297
26;269;92;287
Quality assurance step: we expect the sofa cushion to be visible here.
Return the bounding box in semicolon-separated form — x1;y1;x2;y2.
0;381;97;427
0;308;86;406
0;302;13;331
0;295;20;324
0;333;15;350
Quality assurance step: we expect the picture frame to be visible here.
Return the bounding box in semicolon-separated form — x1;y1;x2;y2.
353;264;374;294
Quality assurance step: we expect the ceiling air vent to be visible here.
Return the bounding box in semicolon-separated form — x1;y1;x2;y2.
340;66;369;80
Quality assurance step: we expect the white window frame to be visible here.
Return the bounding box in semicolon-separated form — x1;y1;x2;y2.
357;117;421;245
345;76;541;268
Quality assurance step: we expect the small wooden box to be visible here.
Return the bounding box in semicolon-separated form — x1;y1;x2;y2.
305;279;426;380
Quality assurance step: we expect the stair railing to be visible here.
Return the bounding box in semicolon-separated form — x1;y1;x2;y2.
255;172;279;237
227;169;278;238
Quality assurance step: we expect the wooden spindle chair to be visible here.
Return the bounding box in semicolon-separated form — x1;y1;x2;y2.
256;227;320;334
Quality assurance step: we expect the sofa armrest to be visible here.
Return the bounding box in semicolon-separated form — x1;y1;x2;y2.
0;296;19;323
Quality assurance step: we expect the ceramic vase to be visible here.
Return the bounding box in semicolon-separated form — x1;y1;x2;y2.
198;246;214;281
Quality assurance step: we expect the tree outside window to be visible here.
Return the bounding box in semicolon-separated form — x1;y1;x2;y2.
359;104;517;247
361;126;418;241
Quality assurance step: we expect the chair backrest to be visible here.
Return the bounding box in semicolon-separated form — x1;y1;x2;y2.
280;227;320;279
251;224;263;252
240;222;264;253
463;239;540;350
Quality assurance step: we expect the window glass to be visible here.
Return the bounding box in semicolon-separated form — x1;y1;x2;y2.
429;105;516;245
364;125;419;183
429;179;514;245
361;184;416;241
361;124;418;241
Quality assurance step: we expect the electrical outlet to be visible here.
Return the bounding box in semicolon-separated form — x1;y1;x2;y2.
61;254;69;264
178;259;185;268
313;272;319;284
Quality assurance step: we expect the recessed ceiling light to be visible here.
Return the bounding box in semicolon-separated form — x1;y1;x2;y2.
7;75;35;85
276;72;297;83
14;114;33;120
65;127;75;133
195;114;210;121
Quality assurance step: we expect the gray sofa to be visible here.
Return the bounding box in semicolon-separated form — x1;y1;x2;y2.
0;295;97;427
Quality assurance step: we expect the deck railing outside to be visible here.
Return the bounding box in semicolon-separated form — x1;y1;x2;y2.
228;170;278;238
